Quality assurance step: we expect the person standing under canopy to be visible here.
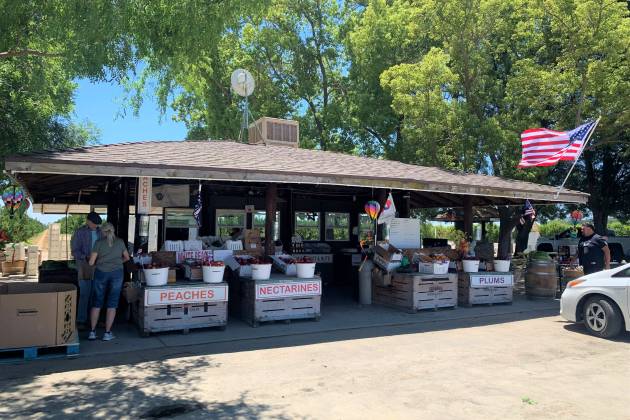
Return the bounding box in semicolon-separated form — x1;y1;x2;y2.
578;222;611;275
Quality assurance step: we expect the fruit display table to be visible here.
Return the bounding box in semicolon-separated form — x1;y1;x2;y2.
372;272;458;312
131;281;228;336
457;272;513;306
232;273;322;327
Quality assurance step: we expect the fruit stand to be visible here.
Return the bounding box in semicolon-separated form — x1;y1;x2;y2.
372;272;458;312
457;272;514;306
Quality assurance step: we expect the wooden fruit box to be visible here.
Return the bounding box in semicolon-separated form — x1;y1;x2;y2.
239;274;322;327
372;272;457;312
132;282;228;336
458;272;513;307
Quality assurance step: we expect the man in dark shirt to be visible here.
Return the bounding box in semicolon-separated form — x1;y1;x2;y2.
578;222;611;275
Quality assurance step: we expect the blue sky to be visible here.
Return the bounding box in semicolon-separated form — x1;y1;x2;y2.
28;78;188;224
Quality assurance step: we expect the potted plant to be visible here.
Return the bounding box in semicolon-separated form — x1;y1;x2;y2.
494;254;511;272
462;255;480;273
202;259;225;283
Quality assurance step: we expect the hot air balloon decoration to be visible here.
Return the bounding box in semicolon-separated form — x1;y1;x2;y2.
2;188;29;218
364;201;380;221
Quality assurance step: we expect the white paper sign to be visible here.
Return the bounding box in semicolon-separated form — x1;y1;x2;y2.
388;218;421;249
137;176;152;215
469;273;513;287
145;285;228;306
176;250;214;264
255;280;322;299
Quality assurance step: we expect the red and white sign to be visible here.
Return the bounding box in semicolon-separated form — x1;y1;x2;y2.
137;176;152;215
470;273;513;287
255;280;321;299
176;250;214;264
145;285;228;306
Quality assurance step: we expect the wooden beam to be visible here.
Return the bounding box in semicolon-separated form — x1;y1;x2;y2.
463;196;473;241
265;183;278;256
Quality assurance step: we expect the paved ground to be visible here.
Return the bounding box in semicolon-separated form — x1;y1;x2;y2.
1;302;629;419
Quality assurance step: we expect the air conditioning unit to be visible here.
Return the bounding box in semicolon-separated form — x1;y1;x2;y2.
248;117;299;148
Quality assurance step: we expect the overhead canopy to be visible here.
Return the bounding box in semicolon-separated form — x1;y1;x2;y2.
4;140;588;207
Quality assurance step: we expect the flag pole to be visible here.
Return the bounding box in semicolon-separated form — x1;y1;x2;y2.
554;116;601;198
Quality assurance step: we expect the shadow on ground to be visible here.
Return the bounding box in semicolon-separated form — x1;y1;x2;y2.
0;356;295;419
561;322;630;343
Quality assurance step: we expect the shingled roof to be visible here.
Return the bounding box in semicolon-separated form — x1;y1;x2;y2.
5;140;588;205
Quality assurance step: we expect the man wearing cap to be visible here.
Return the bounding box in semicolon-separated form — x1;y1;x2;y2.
71;212;102;326
578;222;611;275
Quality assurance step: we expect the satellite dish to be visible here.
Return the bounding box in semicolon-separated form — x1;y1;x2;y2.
231;69;255;97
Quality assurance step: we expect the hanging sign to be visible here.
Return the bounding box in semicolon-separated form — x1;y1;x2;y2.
137;177;152;215
469;273;513;287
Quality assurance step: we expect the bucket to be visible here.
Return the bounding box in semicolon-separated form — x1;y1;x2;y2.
251;264;272;280
525;259;558;298
494;260;511;272
462;260;480;273
296;262;316;279
143;267;169;286
203;265;225;283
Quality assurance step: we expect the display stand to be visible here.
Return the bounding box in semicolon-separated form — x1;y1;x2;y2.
235;273;322;327
457;272;513;307
132;282;228;336
372;272;457;312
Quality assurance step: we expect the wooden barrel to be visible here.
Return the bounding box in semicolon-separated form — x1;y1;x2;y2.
525;259;558;298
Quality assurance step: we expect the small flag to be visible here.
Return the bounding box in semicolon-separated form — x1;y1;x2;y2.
520;199;536;224
378;193;397;225
518;121;597;168
193;184;202;227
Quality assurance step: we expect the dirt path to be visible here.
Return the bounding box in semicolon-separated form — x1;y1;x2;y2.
1;314;629;419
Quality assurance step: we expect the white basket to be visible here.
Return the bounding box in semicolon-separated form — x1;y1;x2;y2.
493;260;511;272
419;261;449;275
296;262;316;279
143;267;169;286
202;265;225;283
462;260;480;273
225;240;243;251
251;264;272;280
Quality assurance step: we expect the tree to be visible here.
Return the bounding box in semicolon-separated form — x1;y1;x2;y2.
54;214;90;236
0;207;46;244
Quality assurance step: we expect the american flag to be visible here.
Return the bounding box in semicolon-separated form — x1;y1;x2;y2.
518;121;597;168
520;199;536;224
193;186;202;227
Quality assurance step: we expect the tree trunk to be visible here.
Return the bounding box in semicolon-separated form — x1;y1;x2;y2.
515;215;535;254
497;206;517;259
592;208;608;236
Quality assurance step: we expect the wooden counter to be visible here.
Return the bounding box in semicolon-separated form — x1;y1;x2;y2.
372;272;457;312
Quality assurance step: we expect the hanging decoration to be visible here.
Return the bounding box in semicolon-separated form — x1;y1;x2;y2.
570;210;584;223
377;193;396;225
2;188;30;218
364;201;381;221
193;182;203;227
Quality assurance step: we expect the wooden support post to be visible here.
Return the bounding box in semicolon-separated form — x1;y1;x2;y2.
118;179;130;244
463;196;473;241
265;183;278;256
481;221;487;241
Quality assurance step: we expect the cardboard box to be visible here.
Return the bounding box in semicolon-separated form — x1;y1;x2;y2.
0;282;76;349
151;251;176;267
243;229;264;256
168;269;177;283
374;243;403;262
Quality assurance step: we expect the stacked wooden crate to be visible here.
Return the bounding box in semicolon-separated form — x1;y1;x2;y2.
372;272;457;312
239;275;322;327
458;272;513;307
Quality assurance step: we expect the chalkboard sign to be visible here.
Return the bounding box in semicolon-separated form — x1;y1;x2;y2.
388;218;421;249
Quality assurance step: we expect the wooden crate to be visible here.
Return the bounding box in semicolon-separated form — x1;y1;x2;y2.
372;273;457;312
132;283;228;335
239;275;322;327
133;301;227;335
458;272;513;307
